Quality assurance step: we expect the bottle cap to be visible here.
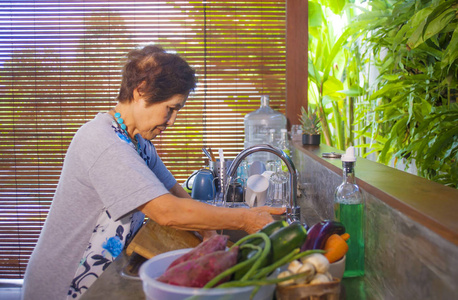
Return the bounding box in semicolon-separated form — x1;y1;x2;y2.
281;128;287;133
341;146;356;162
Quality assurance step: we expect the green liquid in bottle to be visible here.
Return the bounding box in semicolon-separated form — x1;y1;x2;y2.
335;202;365;277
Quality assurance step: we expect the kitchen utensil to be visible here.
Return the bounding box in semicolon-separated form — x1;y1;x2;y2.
329;255;346;280
248;160;266;176
191;169;216;202
291;124;303;141
208;148;216;161
125;219;201;259
267;172;289;207
121;252;147;279
245;174;269;207
226;181;244;203
261;171;274;180
202;148;212;161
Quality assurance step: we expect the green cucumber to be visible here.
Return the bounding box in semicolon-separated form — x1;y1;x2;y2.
261;219;289;236
242;220;288;247
269;222;308;263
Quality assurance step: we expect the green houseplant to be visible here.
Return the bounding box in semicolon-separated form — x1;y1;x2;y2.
308;0;457;188
349;0;458;188
308;0;367;150
300;106;322;145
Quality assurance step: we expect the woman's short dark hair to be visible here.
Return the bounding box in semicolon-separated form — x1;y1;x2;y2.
117;45;196;105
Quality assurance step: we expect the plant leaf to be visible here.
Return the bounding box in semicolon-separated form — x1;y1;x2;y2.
323;26;362;83
309;1;324;28
424;127;458;167
394;6;434;49
323;0;347;15
406;19;428;50
442;25;458;69
321;95;334;106
338;84;365;97
308;57;322;86
422;7;456;43
407;4;456;49
323;76;345;97
369;81;409;101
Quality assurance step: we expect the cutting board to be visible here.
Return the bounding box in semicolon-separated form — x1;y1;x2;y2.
126;219;203;259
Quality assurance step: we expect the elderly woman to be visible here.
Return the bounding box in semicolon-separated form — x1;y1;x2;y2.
22;45;284;300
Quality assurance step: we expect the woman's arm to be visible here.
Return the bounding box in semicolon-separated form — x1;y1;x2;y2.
167;182;218;239
138;192;285;234
169;182;193;198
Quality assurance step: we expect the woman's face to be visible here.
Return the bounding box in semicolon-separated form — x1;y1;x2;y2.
132;94;187;140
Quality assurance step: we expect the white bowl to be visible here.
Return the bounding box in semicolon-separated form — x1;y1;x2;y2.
328;255;346;279
139;248;277;300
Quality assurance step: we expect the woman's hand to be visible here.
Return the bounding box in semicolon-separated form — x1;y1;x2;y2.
198;230;218;241
242;206;286;234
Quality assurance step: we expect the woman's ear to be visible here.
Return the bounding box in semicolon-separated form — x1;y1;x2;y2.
133;81;146;102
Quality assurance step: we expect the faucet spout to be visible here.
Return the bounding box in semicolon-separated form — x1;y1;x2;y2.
225;144;300;223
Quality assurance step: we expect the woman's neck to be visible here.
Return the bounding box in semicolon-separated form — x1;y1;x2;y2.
110;104;136;139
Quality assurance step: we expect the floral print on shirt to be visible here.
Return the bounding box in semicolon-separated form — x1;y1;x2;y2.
67;210;144;299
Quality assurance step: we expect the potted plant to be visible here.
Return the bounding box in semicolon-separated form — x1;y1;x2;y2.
300;106;321;145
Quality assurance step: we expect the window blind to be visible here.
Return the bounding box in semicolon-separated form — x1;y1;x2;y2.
0;0;286;278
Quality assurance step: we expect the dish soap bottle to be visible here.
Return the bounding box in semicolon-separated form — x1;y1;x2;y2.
334;146;365;277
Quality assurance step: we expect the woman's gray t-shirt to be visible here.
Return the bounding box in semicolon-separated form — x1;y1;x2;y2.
22;112;176;300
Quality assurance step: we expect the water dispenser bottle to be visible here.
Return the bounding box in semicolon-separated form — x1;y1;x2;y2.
244;95;286;163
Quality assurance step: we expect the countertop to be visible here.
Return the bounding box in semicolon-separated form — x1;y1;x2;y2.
80;251;145;300
81;250;368;300
294;142;458;247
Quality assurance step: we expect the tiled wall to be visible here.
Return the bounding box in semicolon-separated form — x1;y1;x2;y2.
292;147;458;299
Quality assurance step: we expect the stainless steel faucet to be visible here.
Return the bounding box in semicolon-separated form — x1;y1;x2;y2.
225;144;301;223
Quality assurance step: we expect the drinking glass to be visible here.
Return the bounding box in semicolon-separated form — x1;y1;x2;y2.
291;124;303;142
267;172;289;207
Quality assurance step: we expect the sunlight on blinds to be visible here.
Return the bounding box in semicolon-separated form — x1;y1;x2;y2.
0;0;286;278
